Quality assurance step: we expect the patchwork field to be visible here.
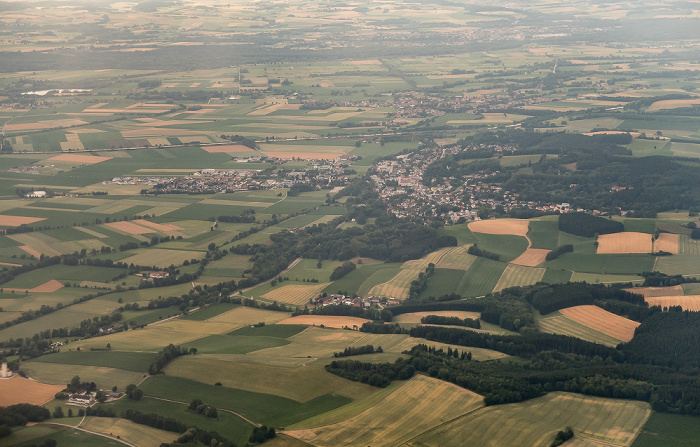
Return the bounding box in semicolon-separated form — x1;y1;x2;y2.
288;375;484;447
537;313;625;347
597;232;653;254
406;392;650;447
560;305;640;342
0;376;65;406
368;268;422;299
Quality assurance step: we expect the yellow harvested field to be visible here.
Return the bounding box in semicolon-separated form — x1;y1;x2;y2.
645;295;700;311
262;151;343;160
369;268;422;299
511;248;550;266
20;246;42;258
627;285;684;298
0;215;45;226
276;315;371;329
0;376;65;406
288;375;483;447
560;305;639;342
47;153;112;164
262;283;330;305
393;310;481;324
104;221;156;235
147;137;171;146
402;247;453;270
4;118;86;131
202;144;255;153
654;233;679;254
597;232;652;254
468;219;530;236
81;417;178;447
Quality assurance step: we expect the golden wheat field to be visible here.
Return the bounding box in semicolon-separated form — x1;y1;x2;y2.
262;283;330;305
644;295;700;311
468;219;530;237
596;232;652;254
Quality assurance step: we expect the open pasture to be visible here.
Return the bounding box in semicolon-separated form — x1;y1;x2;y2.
418;268;470;299
0;376;65;406
545;253;655;275
472;233;529;263
21;362;144;391
407;392;650;447
324;262;402;297
597;232;652;254
1;425;118;446
654;233;679;254
80;417;179;447
527;219;560;250
181;334;290;355
560;305;639;342
468;219;530;237
28;350;156;372
655;254;700;276
165;357;376;403
632;412;700;447
644;295;700;311
492;264;545;293
289;375;483;447
538;313;624;347
511;248;550;267
262;283;330;306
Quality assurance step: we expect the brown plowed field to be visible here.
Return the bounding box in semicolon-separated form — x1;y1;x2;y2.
0;376;65;406
597;232;652;254
0;215;45;226
468;219;529;236
654;233;679;254
511;248;550;266
560;305;639;342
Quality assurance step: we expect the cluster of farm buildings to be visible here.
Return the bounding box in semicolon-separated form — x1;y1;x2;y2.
311;294;399;308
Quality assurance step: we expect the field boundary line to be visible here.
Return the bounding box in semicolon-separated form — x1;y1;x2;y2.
239;257;302;294
626;407;653;447
37;421;137;447
398;402;486;446
144;395;259;427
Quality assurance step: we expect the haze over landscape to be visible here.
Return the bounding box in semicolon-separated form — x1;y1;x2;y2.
1;0;700;446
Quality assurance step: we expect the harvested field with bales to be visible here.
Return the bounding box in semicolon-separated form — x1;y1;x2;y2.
289;375;484;447
0;376;65;406
560;305;640;342
597;232;652;254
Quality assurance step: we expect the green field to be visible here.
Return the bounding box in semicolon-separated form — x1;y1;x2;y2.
544;253;656;275
492;265;546;292
28;350;157;372
456;257;508;297
181;334;290;354
527;219;559;250
182;303;239;321
632;412;700;447
419;268;468;299
3;425;120;447
140;375;351;428
541;269;573;284
408;392;650;447
228;324;307;338
22;362;144;391
472;233;529;262
656;254;700;276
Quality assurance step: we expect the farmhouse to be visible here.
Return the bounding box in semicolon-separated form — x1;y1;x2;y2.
68;392;95;406
150;271;170;279
26;190;47;198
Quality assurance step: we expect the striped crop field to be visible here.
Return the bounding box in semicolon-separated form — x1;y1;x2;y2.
262;283;330;305
407;392;650;447
369;268;422;299
288;375;484;447
492;264;546;293
538;313;624;347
